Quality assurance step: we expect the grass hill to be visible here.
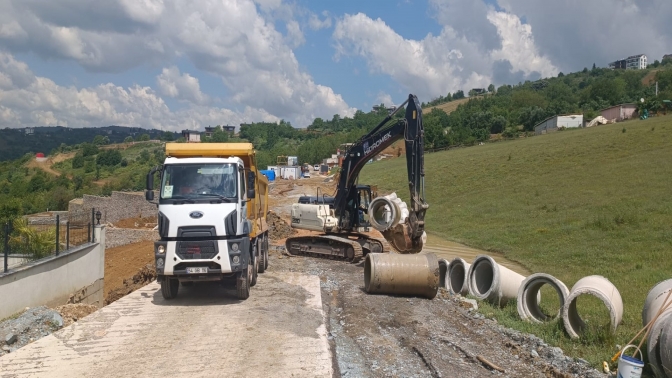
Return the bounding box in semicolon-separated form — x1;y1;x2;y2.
361;115;672;368
423;97;471;114
0;126;173;162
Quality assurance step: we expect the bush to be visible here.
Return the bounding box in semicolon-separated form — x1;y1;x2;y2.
81;143;99;157
71;153;84;169
96;149;122;166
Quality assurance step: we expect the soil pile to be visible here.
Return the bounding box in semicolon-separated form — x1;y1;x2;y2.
268;211;296;240
105;264;156;305
54;304;98;327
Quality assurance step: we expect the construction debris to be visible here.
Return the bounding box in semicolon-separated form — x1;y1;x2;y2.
105;264;157;305
268;211;296;240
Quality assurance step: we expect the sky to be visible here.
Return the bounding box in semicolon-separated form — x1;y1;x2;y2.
0;0;670;131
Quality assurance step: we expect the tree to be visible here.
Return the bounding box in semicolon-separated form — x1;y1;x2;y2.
558;72;564;77
203;126;229;143
123;136;134;143
487;84;495;93
81;143;98;157
71;152;84;169
93;135;110;145
161;131;174;141
652;60;660;68
73;175;84;191
518;106;549;131
96;150;122;166
453;90;465;99
592;63;596;70
139;134;150;141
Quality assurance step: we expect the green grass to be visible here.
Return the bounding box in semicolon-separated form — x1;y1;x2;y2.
361;116;672;371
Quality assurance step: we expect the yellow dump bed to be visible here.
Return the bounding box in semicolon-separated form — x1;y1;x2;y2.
165;143;269;238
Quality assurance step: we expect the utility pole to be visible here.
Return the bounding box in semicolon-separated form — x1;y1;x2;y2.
656;81;658;96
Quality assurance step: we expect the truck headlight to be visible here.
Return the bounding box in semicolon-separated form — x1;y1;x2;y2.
233;256;240;264
156;257;165;269
231;243;239;252
157;245;165;254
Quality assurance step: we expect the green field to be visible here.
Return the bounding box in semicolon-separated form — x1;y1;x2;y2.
361;115;672;369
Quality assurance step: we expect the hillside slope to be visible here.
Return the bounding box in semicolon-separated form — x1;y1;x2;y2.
361;115;672;365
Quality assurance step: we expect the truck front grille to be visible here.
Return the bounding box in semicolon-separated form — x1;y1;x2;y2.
176;240;218;260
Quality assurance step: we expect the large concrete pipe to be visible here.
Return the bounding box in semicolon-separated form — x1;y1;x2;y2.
467;255;525;307
643;279;672;328
517;273;569;323
658;314;672;377
647;312;672;378
447;257;471;296
562;275;623;339
368;193;408;231
438;258;449;290
364;253;440;299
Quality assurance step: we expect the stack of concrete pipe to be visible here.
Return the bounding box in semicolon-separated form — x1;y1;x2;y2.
643;279;672;377
467;255;525;307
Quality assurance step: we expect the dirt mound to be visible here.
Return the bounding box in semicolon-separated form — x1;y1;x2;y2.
268;211;296;240
114;216;157;229
54;304;98;327
105;264;156;305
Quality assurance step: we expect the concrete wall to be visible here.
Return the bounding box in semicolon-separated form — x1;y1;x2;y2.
69;191;157;224
0;226;106;319
534;117;558;135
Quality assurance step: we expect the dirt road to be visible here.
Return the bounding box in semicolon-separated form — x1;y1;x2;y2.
0;272;331;378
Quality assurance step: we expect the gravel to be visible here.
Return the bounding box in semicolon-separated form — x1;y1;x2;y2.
0;307;64;357
105;228;158;249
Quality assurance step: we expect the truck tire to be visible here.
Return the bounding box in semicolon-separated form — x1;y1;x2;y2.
161;278;179;300
258;237;267;274
251;243;259;287
236;262;251;300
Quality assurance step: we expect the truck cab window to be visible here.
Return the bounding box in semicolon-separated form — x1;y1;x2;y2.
160;163;237;200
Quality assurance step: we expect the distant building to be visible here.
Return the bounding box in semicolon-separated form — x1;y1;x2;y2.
599;103;638;122
25;127;34;135
663;54;672;61
626;54;647;70
372;105;397;114
608;59;627;69
470;88;487;96
35;152;47;162
534;114;584;135
181;129;201;143
204;126;216;138
222;125;236;135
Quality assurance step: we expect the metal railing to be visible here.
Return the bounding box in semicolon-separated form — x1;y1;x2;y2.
2;208;95;273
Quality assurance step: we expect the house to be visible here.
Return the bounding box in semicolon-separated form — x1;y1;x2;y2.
204;126;216;138
25;127;34;135
599;104;638;122
222;125;236;135
534;114;584;135
181;129;201;143
626;54;647;70
470;88;487;96
609;59;627;69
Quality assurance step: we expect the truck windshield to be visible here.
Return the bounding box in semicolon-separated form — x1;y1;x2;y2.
160;163;237;200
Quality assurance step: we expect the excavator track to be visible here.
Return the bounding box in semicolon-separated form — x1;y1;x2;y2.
366;236;392;253
285;234;365;263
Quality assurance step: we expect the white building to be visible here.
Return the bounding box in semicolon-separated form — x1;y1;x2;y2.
626;54;647;70
534;114;584;135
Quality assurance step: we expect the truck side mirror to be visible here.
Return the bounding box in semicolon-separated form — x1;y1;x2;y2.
146;165;160;202
146;191;154;201
247;171;256;199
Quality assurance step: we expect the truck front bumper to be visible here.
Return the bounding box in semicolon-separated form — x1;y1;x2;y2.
154;237;249;279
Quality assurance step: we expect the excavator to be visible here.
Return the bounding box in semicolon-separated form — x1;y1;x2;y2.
286;94;428;262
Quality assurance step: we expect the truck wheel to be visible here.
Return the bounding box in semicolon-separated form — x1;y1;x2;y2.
236;262;251;300
161;278;179;300
251;245;259;287
258;237;267;273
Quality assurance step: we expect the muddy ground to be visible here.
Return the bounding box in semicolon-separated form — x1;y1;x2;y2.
269;251;603;378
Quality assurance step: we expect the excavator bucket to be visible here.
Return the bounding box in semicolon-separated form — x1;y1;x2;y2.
382;221;424;254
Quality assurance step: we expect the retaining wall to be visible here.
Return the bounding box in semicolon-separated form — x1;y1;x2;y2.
0;226;106;319
69;191;157;224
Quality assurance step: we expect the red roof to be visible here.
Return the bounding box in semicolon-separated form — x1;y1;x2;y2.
36;153;45;157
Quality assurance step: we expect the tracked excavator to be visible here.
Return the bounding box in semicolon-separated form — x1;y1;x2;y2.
286;94;428;262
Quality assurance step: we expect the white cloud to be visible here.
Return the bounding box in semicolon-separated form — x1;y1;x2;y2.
156;66;209;105
332;4;557;101
308;13;332;30
374;92;394;107
0;0;354;127
0;51;279;130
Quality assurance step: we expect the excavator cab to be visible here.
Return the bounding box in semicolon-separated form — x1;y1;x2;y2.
344;185;372;231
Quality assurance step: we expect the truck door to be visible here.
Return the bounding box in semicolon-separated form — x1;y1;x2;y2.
239;166;248;231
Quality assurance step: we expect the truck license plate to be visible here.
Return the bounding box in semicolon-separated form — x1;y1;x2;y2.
186;267;208;274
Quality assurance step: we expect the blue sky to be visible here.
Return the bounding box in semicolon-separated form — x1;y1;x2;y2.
0;0;670;130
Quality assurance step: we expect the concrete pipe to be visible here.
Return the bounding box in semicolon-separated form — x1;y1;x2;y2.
562;275;623;339
657;313;672;377
517;273;569;323
647;312;672;378
368;193;408;231
642;279;672;328
467;255;525;307
364;253;440;299
438;258;449;290
447;257;471;296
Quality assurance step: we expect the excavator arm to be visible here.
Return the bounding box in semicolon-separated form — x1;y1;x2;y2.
334;94;428;253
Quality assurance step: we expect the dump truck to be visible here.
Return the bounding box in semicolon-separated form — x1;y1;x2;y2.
145;143;269;300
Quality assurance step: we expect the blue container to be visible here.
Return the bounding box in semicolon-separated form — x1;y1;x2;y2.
260;170;275;181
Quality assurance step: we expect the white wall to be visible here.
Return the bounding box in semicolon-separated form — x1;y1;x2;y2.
0;226;106;319
557;115;583;128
